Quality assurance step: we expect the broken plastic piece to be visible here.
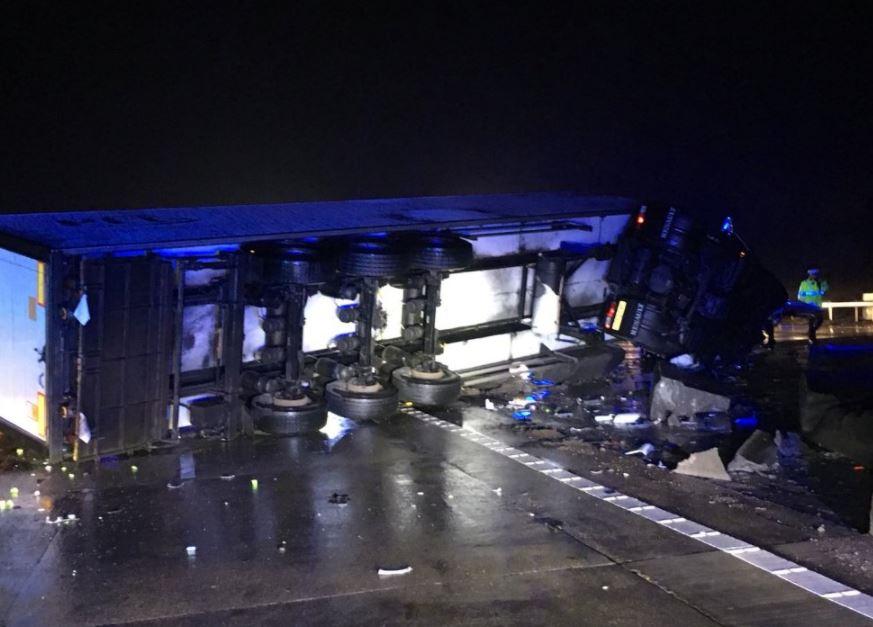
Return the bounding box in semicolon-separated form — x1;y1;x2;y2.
669;353;698;369
613;412;642;425
78;412;92;444
508;363;529;376
625;443;656;457
650;377;730;423
728;430;779;473
186;546;197;557
594;414;614;423
73;293;91;325
674;447;731;481
378;565;413;576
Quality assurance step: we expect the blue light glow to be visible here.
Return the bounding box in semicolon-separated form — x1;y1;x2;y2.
721;216;734;234
512;409;533;421
531;378;555;387
733;416;758;428
154;244;240;258
110;249;148;258
817;343;873;354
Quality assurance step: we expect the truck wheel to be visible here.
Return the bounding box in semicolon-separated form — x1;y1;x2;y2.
252;392;328;435
392;365;462;406
407;234;474;271
338;239;405;278
325;380;399;423
248;242;331;285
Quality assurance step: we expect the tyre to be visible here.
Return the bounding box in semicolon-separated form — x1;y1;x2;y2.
407;234;474;271
338;239;406;278
248;242;331;285
325;380;399;422
392;365;462;406
252;392;328;435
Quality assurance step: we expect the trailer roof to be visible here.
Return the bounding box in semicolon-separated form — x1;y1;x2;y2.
0;192;636;256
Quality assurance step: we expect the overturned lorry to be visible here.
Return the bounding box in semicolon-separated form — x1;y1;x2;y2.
601;205;787;364
0;194;785;462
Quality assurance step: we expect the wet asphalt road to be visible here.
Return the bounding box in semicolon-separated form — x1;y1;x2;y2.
2;406;871;626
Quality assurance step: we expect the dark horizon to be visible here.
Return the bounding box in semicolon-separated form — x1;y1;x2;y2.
3;3;872;297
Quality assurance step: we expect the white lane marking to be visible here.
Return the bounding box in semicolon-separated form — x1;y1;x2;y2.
401;407;873;620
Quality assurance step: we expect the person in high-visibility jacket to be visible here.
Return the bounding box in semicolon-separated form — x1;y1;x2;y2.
798;268;828;307
797;268;828;342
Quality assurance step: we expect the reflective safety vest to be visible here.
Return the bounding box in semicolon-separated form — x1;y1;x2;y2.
798;278;828;307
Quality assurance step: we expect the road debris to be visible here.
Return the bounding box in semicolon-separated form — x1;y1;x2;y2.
650;377;730;423
728;430;779;474
669;354;699;369
378;565;413;576
626;443;656;457
613;412;644;425
328;492;350;505
674;447;731;481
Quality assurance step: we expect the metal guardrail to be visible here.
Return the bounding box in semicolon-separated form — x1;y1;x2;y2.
822;301;873;322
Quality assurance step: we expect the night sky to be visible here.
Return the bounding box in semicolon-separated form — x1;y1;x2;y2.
2;3;871;297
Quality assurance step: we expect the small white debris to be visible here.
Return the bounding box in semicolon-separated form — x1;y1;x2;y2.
669;353;698;369
377;565;413;577
602;585;610;591
613;412;642;425
67;513;77;521
186;546;197;557
625;443;656;457
484;399;497;411
594;414;615;424
508;362;529;376
417;491;424;496
492;487;503;496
